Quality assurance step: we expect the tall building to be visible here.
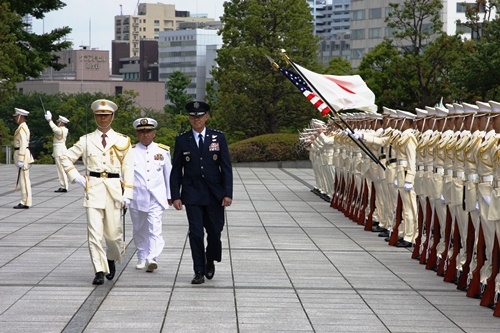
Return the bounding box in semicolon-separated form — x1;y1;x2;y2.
158;27;223;103
308;0;351;65
349;0;495;69
114;3;214;58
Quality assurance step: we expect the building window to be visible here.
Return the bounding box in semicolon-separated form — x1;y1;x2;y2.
154;20;159;26
115;86;123;95
351;29;365;40
456;22;472;34
351;10;365;20
369;28;382;39
369;8;382;19
457;2;485;13
351;48;365;59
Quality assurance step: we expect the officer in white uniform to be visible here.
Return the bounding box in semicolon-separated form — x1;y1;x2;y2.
129;117;172;273
44;111;70;192
60;99;134;285
13;108;34;209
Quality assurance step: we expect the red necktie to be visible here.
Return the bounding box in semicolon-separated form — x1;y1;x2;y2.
101;133;107;148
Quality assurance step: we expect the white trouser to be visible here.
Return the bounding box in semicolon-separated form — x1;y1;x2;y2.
130;198;165;262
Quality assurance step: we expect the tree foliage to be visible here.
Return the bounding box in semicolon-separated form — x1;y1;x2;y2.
165;71;192;115
212;0;321;138
0;1;72;101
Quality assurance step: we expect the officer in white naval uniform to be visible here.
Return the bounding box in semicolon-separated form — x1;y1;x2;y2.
60;99;134;285
129;117;172;273
44;111;70;192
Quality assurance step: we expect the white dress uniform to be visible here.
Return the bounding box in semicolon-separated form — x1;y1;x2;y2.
60;100;134;275
129;140;172;266
13;109;34;207
49;117;69;191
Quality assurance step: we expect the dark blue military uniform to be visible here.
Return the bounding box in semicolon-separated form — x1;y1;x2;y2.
170;127;233;275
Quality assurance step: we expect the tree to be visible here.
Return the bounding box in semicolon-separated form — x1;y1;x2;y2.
165;71;193;115
0;1;71;101
450;1;500;100
375;0;463;109
212;0;321;138
324;56;354;75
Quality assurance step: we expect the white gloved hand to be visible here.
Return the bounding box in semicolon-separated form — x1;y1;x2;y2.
122;198;131;207
17;161;24;168
440;194;445;203
73;175;87;189
482;195;491;206
393;179;398;187
342;128;353;136
44;110;52;121
403;182;413;191
352;132;361;140
476;201;480;211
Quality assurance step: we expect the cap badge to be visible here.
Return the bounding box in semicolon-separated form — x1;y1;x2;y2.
100;101;106;106
194;102;200;109
140;118;148;125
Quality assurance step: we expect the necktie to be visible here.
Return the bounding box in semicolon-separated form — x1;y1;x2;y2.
198;133;204;153
101;133;107;148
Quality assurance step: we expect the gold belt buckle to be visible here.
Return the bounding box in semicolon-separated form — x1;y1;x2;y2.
101;171;108;179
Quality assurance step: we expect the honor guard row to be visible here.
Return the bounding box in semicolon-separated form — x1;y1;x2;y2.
303;100;500;317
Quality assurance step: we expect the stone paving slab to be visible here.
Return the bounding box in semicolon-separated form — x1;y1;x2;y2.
0;164;499;332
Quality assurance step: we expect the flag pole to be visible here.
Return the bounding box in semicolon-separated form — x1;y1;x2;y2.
277;51;385;170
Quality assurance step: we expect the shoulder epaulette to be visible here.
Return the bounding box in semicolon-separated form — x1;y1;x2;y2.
158;143;170;151
211;129;224;133
176;131;188;137
117;133;129;138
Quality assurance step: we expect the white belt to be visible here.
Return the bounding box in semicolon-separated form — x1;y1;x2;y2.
435;167;445;175
399;160;408;167
446;170;454;176
417;166;425;171
482;175;494;183
468;174;479;183
426;165;434;172
456;171;465;180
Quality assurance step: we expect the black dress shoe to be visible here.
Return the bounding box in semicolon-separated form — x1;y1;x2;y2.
206;261;215;280
105;260;115;280
395;240;413;248
93;272;104;285
378;230;390;237
54;188;67;193
191;272;205;284
372;226;386;233
13;203;29;209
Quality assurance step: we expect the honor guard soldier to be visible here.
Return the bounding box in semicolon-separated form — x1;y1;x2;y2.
129;118;172;273
60;99;134;285
170;101;233;284
13;108;34;209
44;111;70;192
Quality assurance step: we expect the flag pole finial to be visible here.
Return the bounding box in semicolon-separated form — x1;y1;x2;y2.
264;54;280;70
280;49;290;65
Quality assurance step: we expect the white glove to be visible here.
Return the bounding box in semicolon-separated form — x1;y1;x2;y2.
44;110;52;121
74;175;87;189
393;179;398;187
352;132;361;140
342;128;353;136
403;182;413;191
482;195;491;206
476;201;480;211
440;194;445;203
122;198;131;207
17;161;24;168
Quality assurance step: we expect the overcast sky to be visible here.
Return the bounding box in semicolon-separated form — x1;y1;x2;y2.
31;0;225;51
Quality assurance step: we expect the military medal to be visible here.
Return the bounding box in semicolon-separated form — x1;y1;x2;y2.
213;154;218;161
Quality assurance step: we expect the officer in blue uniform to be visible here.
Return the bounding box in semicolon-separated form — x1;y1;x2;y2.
170;101;233;284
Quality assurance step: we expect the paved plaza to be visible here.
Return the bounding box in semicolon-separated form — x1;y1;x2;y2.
0;164;499;332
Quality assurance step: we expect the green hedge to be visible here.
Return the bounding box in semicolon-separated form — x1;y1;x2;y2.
229;133;308;163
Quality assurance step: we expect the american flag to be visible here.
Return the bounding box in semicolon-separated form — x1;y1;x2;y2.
279;68;331;116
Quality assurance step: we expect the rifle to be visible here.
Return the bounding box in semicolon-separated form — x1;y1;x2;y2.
457;213;474;290
419;198;433;265
364;182;376;231
466;221;485;298
444;216;460;282
15;167;21;191
411;198;424;259
436;206;453;276
122;206;127;254
389;191;403;245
